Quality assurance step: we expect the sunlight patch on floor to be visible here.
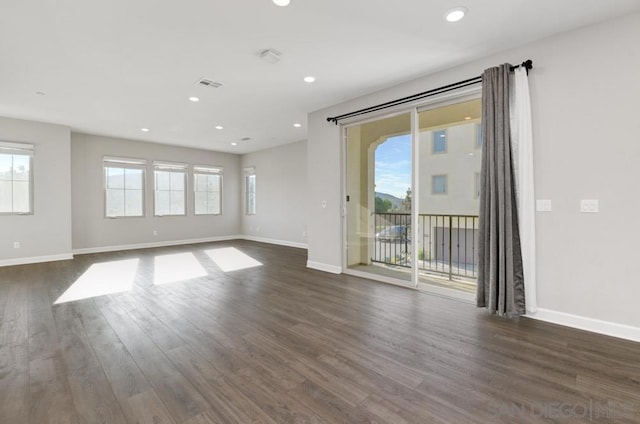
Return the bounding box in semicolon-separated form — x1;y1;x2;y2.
54;258;139;304
205;247;263;272
153;252;208;285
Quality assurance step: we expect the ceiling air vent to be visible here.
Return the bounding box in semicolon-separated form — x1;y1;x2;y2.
195;78;223;89
259;48;282;64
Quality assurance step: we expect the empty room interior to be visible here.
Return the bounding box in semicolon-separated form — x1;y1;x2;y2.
1;1;640;423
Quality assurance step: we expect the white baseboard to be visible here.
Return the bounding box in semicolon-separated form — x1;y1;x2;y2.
0;253;74;267
527;308;640;343
72;235;241;255
306;260;342;274
241;235;308;250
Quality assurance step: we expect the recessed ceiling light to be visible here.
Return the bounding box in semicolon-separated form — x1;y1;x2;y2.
303;76;316;83
464;116;471;120
231;142;238;146
188;96;200;102
272;0;290;6
141;128;150;132
215;125;224;130
293;123;302;128
445;7;467;22
440;134;445;137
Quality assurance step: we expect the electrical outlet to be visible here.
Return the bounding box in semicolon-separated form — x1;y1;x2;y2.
580;199;599;213
536;199;552;212
13;241;20;249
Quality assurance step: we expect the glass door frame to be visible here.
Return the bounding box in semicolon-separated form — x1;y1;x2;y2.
341;87;481;302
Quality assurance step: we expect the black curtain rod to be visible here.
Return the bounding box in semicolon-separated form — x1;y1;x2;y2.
327;59;533;124
511;59;533;72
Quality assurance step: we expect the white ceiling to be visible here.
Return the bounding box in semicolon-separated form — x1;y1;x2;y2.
1;0;639;154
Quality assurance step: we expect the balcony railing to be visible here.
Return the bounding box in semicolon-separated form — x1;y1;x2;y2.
372;212;479;280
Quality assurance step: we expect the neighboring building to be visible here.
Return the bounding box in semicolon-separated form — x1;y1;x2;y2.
418;120;482;216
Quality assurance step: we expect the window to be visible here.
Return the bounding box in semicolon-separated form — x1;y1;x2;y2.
476;123;482;148
103;157;145;217
433;130;447;153
154;162;187;216
0;141;33;214
432;174;447;194
194;165;222;215
244;167;256;215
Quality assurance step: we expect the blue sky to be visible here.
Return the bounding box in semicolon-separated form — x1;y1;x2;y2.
375;134;411;199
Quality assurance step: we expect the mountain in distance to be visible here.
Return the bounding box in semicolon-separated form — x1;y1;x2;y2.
375;192;403;209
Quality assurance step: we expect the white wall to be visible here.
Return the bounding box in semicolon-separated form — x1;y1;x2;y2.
0;117;73;264
0;126;305;259
241;140;307;248
71;133;241;251
308;13;640;332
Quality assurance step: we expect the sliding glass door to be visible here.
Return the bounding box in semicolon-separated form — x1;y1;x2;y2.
416;98;481;294
344;112;412;284
343;95;481;296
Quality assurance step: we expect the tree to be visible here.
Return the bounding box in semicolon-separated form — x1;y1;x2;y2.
375;196;392;213
401;188;411;212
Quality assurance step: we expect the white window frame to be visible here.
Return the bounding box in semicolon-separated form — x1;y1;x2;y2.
474;172;481;199
154;161;187;217
103;156;147;218
432;174;448;195
244;166;256;215
0;141;34;215
432;129;447;154
193;165;223;215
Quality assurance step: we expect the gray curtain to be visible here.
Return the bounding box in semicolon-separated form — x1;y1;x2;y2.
477;64;526;317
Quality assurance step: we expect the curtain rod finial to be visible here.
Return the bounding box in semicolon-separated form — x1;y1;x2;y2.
510;59;533;73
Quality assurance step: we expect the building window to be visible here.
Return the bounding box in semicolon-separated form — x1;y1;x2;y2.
154;162;187;216
432;174;448;194
475;123;482;148
194;165;222;215
0;141;34;215
103;157;146;218
433;130;447;153
244;167;256;215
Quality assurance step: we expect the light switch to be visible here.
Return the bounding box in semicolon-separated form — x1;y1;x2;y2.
536;199;552;212
580;199;599;213
321;200;327;208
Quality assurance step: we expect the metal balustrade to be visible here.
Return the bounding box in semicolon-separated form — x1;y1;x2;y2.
372;213;479;280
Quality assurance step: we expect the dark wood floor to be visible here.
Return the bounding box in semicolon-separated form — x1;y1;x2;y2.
1;240;639;423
